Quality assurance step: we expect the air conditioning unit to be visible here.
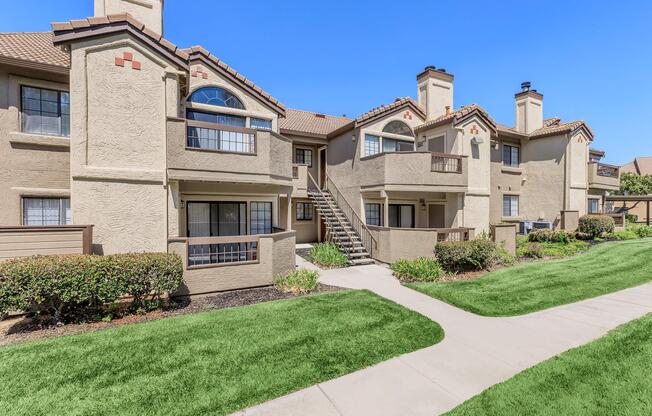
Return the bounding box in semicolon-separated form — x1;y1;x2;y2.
519;220;553;235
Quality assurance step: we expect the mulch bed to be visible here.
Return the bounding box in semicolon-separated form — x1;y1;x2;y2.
0;283;343;347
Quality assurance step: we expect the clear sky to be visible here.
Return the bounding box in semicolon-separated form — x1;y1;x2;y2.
2;0;651;165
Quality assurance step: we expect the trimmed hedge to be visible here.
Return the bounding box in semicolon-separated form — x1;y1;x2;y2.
528;229;575;244
391;258;443;283
434;237;497;272
0;253;183;323
578;215;615;238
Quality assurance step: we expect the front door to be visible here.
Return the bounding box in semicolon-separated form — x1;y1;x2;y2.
428;204;445;228
319;148;327;188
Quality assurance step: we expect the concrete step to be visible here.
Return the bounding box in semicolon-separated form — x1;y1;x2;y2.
349;258;375;265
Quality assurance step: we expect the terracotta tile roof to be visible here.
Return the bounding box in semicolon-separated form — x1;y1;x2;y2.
184;46;285;116
415;104;496;133
356;97;425;124
529;118;593;139
279;109;351;137
0;32;69;71
622;156;652;176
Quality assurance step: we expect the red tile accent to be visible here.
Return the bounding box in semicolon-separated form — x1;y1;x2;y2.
131;60;141;70
191;71;198;77
115;57;124;67
202;73;208;79
123;51;133;61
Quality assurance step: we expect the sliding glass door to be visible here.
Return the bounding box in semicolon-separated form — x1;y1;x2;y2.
388;204;415;228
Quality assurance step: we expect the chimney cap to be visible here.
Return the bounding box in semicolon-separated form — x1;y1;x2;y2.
521;81;532;91
424;65;436;71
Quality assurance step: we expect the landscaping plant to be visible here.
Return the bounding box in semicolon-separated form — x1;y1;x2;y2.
390;258;443;283
310;242;349;268
578;214;615;238
274;269;319;293
0;253;183;323
434;237;497;272
527;229;575;243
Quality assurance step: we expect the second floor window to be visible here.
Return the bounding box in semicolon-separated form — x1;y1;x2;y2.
187;109;246;127
21;86;70;137
295;148;313;167
383;138;414;153
364;134;380;156
503;144;520;167
503;195;519;217
250;118;272;130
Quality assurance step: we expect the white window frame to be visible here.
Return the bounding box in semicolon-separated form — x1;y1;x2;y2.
22;197;71;226
502;195;519;217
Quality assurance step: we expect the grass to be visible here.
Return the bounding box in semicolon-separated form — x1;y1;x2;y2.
0;290;443;416
310;242;349;268
516;235;590;259
273;268;319;293
446;313;652;415
408;239;652;316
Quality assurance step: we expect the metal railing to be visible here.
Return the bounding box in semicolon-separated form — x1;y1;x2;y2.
596;163;619;178
186;235;260;268
317;173;378;257
431;152;463;173
436;228;473;242
186;119;256;154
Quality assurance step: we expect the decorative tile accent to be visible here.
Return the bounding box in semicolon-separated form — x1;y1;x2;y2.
470;125;480;135
403;110;413;120
191;67;209;79
115;57;124;67
114;51;141;71
131;60;141;71
123;51;133;61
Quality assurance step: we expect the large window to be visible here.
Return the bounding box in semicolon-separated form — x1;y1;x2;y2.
21;86;70;137
296;202;313;221
503;144;520;167
250;118;272;130
188;87;245;109
187;109;246;127
383;120;414;137
295;148;313;167
503;195;519;217
388;204;415;228
365;203;383;226
383;138;414;153
250;202;272;235
364;134;380;156
186;110;254;154
588;199;600;214
22;197;71;226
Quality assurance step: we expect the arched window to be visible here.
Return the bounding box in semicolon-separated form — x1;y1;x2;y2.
383;120;414;137
189;87;245;110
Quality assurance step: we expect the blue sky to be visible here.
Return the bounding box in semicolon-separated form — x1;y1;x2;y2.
2;0;651;165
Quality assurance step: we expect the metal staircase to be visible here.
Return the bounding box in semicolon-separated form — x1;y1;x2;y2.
306;172;375;266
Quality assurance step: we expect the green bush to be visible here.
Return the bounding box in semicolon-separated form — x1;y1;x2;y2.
578;215;615;239
608;230;639;240
434;237;497;272
274;269;319;293
310;242;349;268
528;229;575;243
391;258;444;282
625;213;639;224
518;241;590;259
629;224;652;238
0;253;183;323
519;242;544;258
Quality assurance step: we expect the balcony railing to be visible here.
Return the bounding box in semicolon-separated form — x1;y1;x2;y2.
186;120;256;155
596;163;619;178
436;228;473;242
187;235;260;268
431;153;463;173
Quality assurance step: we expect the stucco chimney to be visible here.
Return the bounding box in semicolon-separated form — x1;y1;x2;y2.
417;66;454;120
515;82;543;134
95;0;164;35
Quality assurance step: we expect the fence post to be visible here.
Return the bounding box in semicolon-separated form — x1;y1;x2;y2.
491;224;516;255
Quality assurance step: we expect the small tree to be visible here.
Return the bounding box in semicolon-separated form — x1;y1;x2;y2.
619;172;652;195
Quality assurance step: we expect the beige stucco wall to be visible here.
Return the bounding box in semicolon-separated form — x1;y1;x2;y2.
291;197;318;243
567;132;589;216
69;34;180;254
0;226;88;260
369;226;438;264
168;231;296;295
0;66;71;226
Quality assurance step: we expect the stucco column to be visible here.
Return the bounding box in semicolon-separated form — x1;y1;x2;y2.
287;193;293;232
381;190;389;227
167;180;180;238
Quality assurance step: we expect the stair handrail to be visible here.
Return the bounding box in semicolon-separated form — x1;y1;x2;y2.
324;174;377;257
305;171;359;256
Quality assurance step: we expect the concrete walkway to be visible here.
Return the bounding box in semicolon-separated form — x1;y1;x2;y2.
235;263;652;416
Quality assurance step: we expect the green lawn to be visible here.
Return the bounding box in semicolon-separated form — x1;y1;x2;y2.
409;239;652;316
446;313;652;415
0;290;442;416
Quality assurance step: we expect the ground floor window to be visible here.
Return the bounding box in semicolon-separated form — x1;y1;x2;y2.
22;197;70;226
296;202;313;221
250;202;272;234
388;204;415;228
588;198;600;214
365;203;383;226
503;195;519;217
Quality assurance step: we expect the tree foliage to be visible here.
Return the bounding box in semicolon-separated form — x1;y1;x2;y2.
620;172;652;195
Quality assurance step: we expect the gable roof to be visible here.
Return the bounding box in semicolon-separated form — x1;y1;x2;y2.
184;46;285;116
0;32;69;73
279;109;351;138
622;156;652;176
529;118;594;140
414;104;497;134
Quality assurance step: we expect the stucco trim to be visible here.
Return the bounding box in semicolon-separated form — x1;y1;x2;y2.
12;187;70;197
9;133;70;149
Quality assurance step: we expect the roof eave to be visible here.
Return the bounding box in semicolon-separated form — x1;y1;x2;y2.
0;55;69;75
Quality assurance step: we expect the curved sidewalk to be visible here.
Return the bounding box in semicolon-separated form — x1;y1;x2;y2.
235;263;652;416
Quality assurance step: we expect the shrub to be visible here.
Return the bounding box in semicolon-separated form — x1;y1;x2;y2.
274;269;319;293
391;258;444;283
518;241;590;259
608;230;639;240
0;253;183;323
578;215;615;239
519;242;544;259
629;224;652;238
310;242;349;268
625;213;639;224
527;229;575;244
434;237;497;272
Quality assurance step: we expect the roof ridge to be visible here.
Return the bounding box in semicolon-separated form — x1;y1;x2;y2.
288;108;351;120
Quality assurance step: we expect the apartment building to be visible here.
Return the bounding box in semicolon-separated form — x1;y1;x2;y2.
0;0;620;292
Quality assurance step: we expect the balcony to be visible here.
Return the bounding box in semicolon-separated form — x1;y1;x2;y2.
588;162;620;191
358;151;468;192
166;119;293;186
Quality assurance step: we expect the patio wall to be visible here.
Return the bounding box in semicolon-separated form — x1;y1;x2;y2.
0;225;93;260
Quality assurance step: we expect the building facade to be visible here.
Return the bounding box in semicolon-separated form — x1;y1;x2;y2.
0;0;620;292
